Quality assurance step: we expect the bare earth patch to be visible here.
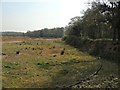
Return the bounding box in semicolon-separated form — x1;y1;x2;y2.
2;41;23;44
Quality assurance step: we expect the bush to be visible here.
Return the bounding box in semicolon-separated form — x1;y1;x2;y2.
65;35;80;47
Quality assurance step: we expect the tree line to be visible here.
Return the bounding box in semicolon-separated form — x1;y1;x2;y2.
2;27;64;38
25;27;64;38
1;32;24;36
63;0;120;45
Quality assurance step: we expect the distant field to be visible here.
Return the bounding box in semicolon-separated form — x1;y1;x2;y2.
1;36;119;88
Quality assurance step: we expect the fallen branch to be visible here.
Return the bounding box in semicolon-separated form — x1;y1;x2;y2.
63;64;102;88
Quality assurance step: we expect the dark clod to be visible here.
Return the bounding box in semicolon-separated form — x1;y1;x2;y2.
2;53;6;55
53;46;55;48
60;50;64;55
37;63;41;65
46;62;49;64
53;54;57;57
37;74;39;76
32;48;35;50
4;65;11;68
23;41;25;43
16;51;20;54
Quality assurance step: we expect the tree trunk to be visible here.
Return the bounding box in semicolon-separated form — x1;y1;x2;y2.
117;29;120;44
113;29;117;42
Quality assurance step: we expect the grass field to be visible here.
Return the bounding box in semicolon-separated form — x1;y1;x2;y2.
1;36;119;88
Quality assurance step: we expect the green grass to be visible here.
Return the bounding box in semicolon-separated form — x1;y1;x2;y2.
2;36;119;88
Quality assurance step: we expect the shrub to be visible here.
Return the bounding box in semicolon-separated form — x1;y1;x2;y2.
65;35;80;47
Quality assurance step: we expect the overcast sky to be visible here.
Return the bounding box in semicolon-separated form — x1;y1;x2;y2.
2;0;90;32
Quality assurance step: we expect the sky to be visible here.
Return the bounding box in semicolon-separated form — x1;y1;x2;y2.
2;0;90;32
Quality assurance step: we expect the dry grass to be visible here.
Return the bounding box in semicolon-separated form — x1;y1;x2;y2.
2;36;119;88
